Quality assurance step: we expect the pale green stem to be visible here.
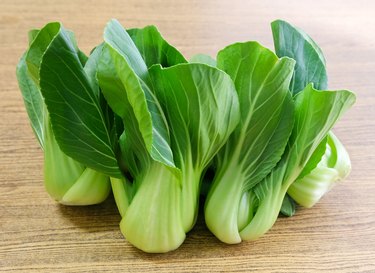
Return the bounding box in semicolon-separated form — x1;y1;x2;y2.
120;161;185;253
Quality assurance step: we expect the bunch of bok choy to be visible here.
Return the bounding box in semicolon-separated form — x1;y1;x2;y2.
17;19;355;253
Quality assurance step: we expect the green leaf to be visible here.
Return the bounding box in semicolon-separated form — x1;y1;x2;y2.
66;30;88;66
190;54;217;66
217;42;295;189
83;43;104;93
280;194;296;217
240;84;356;240
127;25;187;68
150;63;240;170
28;29;40;45
27;22;121;177
204;42;295;244
103;19;150;83
271;20;328;94
297;135;327;179
98;19;175;169
16;53;45;148
26;22;61;84
283;85;355;179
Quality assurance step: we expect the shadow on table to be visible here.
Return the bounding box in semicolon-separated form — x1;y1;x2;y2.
55;193;262;259
57;192;121;232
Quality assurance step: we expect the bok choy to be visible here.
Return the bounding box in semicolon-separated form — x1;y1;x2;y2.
98;19;239;252
17;25;111;205
17;19;355;253
272;19;353;208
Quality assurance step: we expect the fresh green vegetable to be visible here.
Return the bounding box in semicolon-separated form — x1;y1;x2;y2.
150;63;240;231
272;20;352;208
17;19;355;253
27;23;122;177
17;25;111;205
97;19;239;252
97;19;183;252
237;84;355;241
204;41;296;244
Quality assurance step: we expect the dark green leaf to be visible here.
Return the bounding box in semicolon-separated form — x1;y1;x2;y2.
27;22;121;177
280;194;296;217
271;20;327;94
99;19;175;169
127;26;187;68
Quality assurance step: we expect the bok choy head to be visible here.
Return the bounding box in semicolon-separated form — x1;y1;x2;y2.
272;19;353;208
237;84;355;241
204;41;296;244
16;24;113;205
97;19;240;253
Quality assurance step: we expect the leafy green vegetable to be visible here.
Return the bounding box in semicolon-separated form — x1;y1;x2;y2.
97;20;239;252
17;19;356;252
26;22;121;177
17;26;111;205
97;20;181;252
238;84;355;240
99;19;175;168
204;41;295;244
272;20;352;208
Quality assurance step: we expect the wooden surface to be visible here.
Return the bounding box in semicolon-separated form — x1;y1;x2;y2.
1;0;374;272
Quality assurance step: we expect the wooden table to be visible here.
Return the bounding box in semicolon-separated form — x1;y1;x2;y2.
1;0;374;272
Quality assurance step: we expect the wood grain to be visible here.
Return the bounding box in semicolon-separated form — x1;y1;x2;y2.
1;0;374;272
